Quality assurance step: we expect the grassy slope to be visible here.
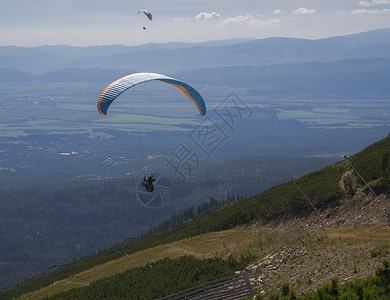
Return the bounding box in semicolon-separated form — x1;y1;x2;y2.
17;229;255;299
349;135;390;192
3;136;389;299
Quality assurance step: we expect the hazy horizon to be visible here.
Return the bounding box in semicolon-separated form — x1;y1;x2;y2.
1;0;390;47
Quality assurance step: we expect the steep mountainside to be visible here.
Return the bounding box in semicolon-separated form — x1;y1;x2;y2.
1;136;389;299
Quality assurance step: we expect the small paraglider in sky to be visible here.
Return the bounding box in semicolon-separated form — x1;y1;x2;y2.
138;9;152;21
138;9;152;29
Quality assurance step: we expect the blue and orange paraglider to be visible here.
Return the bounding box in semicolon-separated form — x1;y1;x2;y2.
138;9;152;29
138;9;152;21
97;72;206;116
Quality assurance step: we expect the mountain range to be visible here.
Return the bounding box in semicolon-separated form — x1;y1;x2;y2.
1;27;389;99
0;27;389;74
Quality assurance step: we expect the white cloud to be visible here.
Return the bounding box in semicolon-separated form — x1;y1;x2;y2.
358;1;372;6
292;8;316;15
173;17;190;22
220;14;281;28
351;8;390;13
273;9;282;15
373;0;390;4
195;12;221;20
358;0;390;5
351;8;379;13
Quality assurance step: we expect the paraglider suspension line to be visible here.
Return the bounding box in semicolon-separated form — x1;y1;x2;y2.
292;178;319;216
344;157;378;198
292;177;327;236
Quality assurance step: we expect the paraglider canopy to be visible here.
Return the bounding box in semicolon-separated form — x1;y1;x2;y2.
138;9;152;21
97;72;206;116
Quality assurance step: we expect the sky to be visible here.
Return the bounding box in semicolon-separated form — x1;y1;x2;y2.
1;0;390;47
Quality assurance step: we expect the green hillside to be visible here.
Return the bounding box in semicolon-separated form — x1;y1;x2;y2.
2;136;389;299
349;135;390;194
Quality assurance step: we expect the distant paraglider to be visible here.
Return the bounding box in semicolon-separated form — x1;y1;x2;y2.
97;72;206;116
142;175;155;192
138;9;152;29
138;9;152;21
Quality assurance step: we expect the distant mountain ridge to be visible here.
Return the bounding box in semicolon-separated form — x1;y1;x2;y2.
1;57;389;98
174;57;390;98
0;28;389;74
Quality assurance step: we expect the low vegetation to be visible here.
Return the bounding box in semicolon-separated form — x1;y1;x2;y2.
259;260;390;299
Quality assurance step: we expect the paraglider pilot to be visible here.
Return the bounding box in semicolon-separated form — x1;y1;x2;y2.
142;175;155;192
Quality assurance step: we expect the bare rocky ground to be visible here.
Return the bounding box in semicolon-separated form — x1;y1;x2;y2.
244;191;390;297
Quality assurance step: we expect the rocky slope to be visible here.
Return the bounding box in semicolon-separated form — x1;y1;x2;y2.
245;191;390;296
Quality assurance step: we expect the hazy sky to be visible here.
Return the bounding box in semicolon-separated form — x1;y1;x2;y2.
1;0;390;46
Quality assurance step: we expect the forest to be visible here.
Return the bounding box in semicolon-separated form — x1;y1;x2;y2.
0;155;334;289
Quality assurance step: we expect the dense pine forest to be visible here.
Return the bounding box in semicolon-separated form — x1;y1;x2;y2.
0;155;333;289
46;256;245;299
145;194;244;236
